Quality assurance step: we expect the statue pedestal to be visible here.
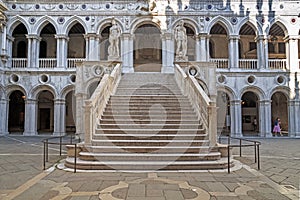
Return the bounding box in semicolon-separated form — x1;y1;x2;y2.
108;56;121;61
175;55;188;62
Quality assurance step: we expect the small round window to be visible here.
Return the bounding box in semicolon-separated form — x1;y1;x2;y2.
247;75;256;84
217;75;226;84
69;74;76;83
40;74;49;83
10;74;19;83
276;75;285;85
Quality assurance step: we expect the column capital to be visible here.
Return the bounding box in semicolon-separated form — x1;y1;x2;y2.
288;99;300;106
283;35;299;42
25;98;37;104
6;35;14;42
84;33;100;39
26;34;41;41
254;35;268;42
161;32;173;40
227;35;240;40
54;98;66;104
121;33;134;40
230;99;242;106
259;99;272;105
55;34;69;40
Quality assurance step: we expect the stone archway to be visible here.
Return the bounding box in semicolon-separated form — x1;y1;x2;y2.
271;92;288;135
8;90;25;134
37;90;54;134
133;24;162;72
241;91;259;136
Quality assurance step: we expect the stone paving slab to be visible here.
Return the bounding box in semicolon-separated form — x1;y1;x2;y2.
0;136;299;200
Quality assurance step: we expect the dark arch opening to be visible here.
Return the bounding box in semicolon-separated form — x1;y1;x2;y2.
8;90;25;133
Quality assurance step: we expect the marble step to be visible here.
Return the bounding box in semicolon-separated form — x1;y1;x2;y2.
84;145;211;153
78;151;221;161
98;119;201;124
92;135;207;142
100;114;198;120
98;124;202;129
102;110;197;115
91;139;210;147
65;157;232;170
95;128;206;134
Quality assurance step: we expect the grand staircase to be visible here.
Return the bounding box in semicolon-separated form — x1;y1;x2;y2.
65;73;230;170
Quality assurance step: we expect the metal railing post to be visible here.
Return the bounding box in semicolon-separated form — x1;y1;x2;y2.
239;139;242;157
46;139;49;162
59;137;62;156
257;144;260;170
74;144;77;173
43;141;46;170
227;145;230;173
254;142;257;163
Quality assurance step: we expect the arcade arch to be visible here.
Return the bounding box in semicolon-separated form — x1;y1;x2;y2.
37;90;54;134
133;24;162;72
241;91;259;135
8;90;25;133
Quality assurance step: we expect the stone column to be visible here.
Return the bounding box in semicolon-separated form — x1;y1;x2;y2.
228;35;239;69
161;32;174;73
285;35;299;72
288;100;300;137
121;33;134;73
258;100;272;137
263;36;269;69
55;34;69;68
255;35;267;69
53;99;66;136
75;93;87;141
84;33;100;61
0;98;8;135
26;34;41;68
197;34;209;62
6;35;14;68
230;100;242;137
24;99;37;136
0;21;7;57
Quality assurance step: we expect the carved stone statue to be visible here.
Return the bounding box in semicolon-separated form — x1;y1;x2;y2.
108;19;121;59
174;20;188;61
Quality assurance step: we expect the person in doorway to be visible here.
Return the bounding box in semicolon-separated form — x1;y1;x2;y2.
273;117;282;136
252;117;257;132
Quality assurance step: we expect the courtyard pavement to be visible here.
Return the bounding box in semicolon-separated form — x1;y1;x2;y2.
0;135;299;200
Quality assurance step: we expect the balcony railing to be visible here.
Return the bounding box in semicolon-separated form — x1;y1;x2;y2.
11;58;27;68
39;58;57;68
67;58;85;68
268;59;287;70
210;58;229;69
239;59;258;69
211;58;287;70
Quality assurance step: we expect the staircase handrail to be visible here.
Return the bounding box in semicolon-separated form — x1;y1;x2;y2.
175;64;217;146
84;63;122;144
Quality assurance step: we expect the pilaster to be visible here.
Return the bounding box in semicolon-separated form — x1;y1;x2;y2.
228;35;239;69
24;98;37;136
26;34;41;68
284;35;299;72
230;100;243;137
258;100;272;137
0;98;8;135
161;32;174;73
53;99;66;136
84;33;101;61
197;33;209;62
288;100;300;137
255;35;267;69
121;33;134;73
55;34;69;68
